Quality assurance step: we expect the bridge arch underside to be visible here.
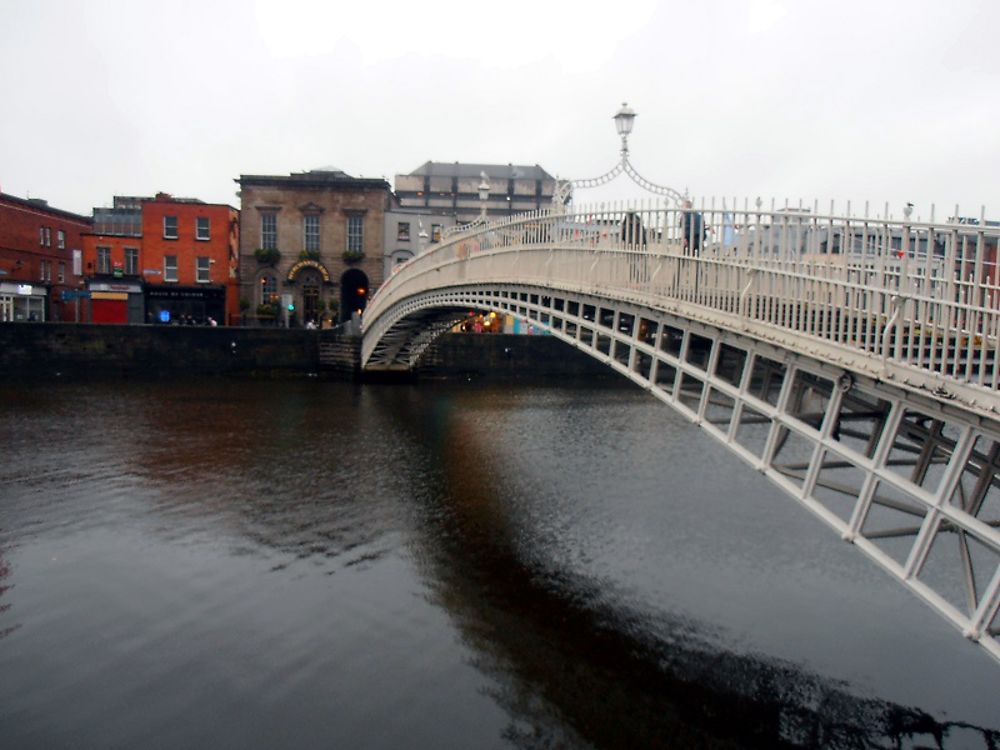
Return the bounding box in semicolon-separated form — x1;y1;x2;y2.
366;282;1000;663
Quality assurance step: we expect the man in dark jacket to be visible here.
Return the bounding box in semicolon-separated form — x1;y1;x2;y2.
681;200;705;255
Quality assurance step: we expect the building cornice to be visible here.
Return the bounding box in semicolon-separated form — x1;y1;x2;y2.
236;174;391;192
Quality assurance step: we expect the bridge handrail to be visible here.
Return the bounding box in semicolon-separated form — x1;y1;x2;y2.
366;200;1000;398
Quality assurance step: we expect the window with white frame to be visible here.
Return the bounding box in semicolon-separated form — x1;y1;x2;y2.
58;262;65;283
303;214;320;252
196;217;210;240
97;246;111;274
57;230;66;249
125;247;138;276
397;222;410;241
163;216;178;239
39;227;45;246
347;215;363;253
164;254;178;282
196;256;210;283
261;213;277;250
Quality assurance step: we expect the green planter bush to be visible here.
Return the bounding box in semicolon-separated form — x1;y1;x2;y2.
254;247;280;265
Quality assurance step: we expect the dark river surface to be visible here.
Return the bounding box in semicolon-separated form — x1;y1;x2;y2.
1;378;998;749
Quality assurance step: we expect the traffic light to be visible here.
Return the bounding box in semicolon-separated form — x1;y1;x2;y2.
287;302;295;312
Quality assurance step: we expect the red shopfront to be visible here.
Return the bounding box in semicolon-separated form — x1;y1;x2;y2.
87;281;144;324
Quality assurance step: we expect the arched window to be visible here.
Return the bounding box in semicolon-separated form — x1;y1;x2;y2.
260;274;277;304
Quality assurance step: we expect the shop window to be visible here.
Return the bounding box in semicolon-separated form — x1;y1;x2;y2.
196;256;210;283
164;254;178;282
260;274;277;304
163;216;178;239
431;224;441;243
97;246;111;274
196;217;210;241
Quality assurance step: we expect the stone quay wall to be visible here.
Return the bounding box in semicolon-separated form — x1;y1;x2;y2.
0;324;615;382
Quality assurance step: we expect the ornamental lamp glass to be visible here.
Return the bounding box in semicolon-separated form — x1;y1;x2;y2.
613;102;636;138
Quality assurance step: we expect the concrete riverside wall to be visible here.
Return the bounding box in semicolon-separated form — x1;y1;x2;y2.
0;323;335;379
414;333;614;381
0;324;617;382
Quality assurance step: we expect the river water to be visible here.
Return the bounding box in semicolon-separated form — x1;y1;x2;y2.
1;379;998;749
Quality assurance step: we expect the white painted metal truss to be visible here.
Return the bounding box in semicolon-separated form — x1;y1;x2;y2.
361;199;1000;664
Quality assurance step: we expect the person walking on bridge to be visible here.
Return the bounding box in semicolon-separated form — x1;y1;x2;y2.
681;200;705;256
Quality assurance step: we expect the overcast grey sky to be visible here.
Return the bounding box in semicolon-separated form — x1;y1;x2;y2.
1;0;997;220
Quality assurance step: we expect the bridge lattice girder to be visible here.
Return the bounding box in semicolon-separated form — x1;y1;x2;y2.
360;203;1000;666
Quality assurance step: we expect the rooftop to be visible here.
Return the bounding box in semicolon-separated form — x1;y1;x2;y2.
404;162;555;181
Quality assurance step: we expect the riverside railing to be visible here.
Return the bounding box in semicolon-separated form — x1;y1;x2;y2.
365;199;1000;394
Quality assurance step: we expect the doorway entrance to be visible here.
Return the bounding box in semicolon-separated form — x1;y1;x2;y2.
340;269;369;323
302;277;321;325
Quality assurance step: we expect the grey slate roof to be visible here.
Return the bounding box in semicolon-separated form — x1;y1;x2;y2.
406;162;555;181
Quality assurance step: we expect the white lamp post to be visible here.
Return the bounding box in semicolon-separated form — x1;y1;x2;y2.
613;102;636;155
477;172;490;220
442;172;492;239
553;102;683;207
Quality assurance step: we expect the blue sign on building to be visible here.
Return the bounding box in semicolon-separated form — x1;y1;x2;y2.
159;310;171;323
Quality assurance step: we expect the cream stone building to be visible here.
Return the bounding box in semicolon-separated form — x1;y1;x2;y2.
237;169;391;326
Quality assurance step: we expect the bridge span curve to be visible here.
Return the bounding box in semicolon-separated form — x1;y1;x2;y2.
362;199;1000;665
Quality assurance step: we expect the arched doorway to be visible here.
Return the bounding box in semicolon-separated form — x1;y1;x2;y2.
340;268;369;323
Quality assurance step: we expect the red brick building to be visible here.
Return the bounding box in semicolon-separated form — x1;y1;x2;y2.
0;192;91;322
82;193;240;324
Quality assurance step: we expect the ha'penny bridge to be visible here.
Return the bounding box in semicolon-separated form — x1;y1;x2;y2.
359;105;1000;666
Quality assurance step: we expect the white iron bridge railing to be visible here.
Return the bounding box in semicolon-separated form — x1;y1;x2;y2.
364;199;1000;411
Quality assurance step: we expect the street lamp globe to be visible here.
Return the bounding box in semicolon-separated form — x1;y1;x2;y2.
613;102;636;138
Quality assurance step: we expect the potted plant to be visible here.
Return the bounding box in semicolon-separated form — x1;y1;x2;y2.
256;302;276;321
254;247;280;265
299;249;320;261
342;250;364;263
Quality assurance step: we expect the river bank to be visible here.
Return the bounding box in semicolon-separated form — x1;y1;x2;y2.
0;323;613;382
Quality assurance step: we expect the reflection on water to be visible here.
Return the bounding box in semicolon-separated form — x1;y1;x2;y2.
0;380;997;749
